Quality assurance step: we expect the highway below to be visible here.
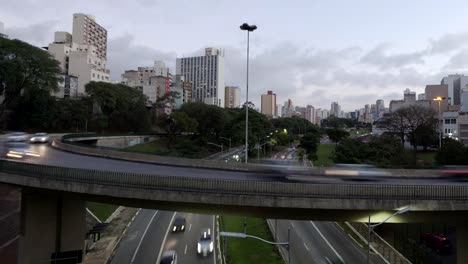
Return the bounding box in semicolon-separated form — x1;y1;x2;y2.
111;209;215;264
266;149;384;264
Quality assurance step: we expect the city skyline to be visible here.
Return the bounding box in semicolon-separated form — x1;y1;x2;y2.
4;0;468;110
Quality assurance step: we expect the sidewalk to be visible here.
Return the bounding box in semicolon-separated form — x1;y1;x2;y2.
84;207;139;264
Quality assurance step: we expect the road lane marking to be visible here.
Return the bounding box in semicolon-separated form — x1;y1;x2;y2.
310;221;345;264
291;222;296;228
325;257;333;264
189;223;192;232
130;210;158;264
184;244;188;255
303;242;310;251
155;212;177;264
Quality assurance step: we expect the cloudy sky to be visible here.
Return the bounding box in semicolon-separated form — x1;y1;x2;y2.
3;0;468;111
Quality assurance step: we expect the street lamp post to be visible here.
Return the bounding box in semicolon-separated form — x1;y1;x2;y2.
433;96;445;148
240;23;257;164
367;207;411;264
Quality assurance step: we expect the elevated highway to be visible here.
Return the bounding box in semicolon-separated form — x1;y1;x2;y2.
2;135;468;263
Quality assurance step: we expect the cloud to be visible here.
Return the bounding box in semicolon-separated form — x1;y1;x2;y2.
360;44;425;69
443;49;468;70
107;34;177;79
429;31;468;54
5;21;58;46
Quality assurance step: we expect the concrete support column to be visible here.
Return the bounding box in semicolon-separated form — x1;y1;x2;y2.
19;192;86;264
457;223;468;264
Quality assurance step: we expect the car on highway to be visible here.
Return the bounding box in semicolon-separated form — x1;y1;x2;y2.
197;228;214;257
421;233;452;254
324;164;390;181
3;142;40;159
160;250;177;264
439;166;468;181
29;133;50;144
6;132;28;142
172;217;186;232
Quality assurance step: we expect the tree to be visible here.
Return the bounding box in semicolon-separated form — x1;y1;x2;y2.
299;132;320;161
333;135;410;167
381;105;437;158
158;112;198;147
326;129;350;146
435;138;468;165
0;37;62;128
86;82;151;132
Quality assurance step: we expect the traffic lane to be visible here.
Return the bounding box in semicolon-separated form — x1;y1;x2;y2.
111;209;156;264
3;144;468;186
5;144;285;182
111;209;174;264
275;220;383;264
131;211;175;264
161;213;215;264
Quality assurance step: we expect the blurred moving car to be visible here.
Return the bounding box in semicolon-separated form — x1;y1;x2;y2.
3;142;40;159
160;250;177;264
421;233;452;254
325;164;390;181
6;132;28;142
439;166;468;181
197;229;214;257
30;133;50;143
172;217;186;232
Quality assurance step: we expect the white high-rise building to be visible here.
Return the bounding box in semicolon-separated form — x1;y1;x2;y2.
441;74;468;105
305;105;316;124
47;14;110;97
72;14;107;59
176;48;225;107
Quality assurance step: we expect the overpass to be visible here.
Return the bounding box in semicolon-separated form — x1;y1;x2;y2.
2;136;468;263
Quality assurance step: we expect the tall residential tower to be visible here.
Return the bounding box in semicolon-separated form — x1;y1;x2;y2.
176;48;225;107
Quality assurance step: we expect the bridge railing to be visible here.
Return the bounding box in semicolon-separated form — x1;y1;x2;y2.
1;160;468;200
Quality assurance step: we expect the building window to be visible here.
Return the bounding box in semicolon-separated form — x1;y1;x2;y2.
451;119;457;124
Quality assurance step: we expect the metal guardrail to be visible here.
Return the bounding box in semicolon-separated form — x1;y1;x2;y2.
1;160;468;200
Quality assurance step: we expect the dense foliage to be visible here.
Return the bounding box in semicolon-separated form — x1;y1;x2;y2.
435;138;468;165
333;135;412;167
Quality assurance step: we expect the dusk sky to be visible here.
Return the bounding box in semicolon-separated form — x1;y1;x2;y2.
3;0;468;111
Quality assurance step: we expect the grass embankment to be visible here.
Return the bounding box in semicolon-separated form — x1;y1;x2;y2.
315;144;335;167
415;151;436;166
220;216;283;264
87;202;118;222
124;137;218;158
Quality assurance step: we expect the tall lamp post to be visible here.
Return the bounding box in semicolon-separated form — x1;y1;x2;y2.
240;23;257;163
220;136;231;151
367;207;411;264
433;96;445;148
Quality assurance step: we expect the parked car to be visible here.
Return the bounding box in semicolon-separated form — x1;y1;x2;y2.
6;132;28;142
172;217;186;232
421;233;452;254
160;250;177;264
29;133;50;143
197;229;214;257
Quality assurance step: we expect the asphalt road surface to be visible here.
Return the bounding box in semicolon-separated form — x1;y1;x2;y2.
266;150;384;264
3;143;464;186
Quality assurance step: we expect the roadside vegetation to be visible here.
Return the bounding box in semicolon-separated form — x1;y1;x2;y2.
87;202;118;222
220;216;283;264
315;144;335;167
